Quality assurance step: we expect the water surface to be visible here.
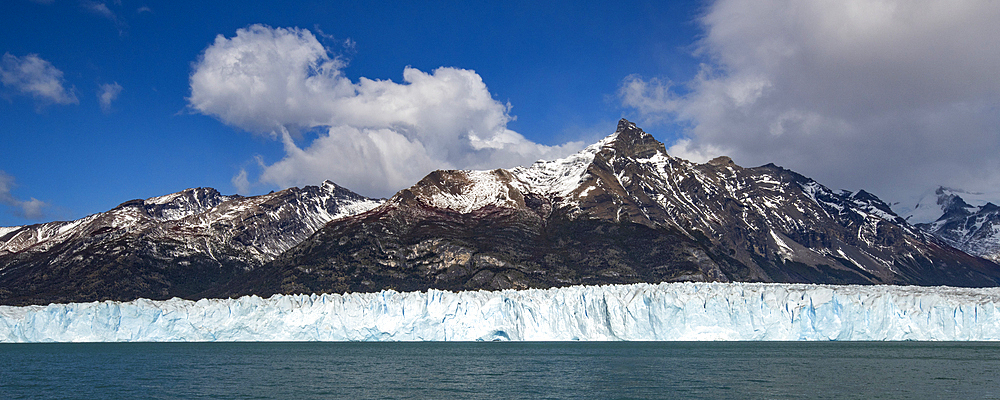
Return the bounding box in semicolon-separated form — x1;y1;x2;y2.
2;342;998;399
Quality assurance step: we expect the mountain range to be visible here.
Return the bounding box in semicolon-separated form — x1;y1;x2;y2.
3;120;999;305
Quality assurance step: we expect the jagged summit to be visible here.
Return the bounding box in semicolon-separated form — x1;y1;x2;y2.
707;156;735;167
616;118;636;133
605;118;668;159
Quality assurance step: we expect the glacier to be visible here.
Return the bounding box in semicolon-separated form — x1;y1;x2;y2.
2;282;1000;342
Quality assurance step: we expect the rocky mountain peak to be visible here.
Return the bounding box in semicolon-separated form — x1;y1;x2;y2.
707;156;736;167
108;187;232;222
321;180;339;193
616;118;636;132
851;190;894;210
939;192;975;220
318;179;375;202
605;118;667;160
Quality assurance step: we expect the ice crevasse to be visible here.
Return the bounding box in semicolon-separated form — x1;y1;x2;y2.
2;282;1000;342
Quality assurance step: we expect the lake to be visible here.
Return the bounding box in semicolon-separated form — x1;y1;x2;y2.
2;342;998;399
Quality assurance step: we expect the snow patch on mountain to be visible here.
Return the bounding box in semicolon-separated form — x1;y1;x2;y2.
329;196;382;220
3;282;1000;342
510;133;618;200
426;170;521;213
0;226;21;237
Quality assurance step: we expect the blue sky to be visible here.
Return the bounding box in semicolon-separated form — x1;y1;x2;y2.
3;0;1000;226
0;0;702;225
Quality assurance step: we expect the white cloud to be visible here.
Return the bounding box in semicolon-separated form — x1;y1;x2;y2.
231;168;251;194
190;25;582;197
622;0;1000;206
83;1;115;19
619;75;682;123
259;126;444;196
0;53;78;107
97;82;122;113
82;1;127;34
0;171;49;221
666;139;726;165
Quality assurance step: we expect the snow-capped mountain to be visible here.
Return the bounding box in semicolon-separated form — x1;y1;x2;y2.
905;187;1000;262
5;120;999;306
225;120;1000;298
0;181;381;305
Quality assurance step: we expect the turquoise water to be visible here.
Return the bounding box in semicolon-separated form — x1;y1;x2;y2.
1;342;999;399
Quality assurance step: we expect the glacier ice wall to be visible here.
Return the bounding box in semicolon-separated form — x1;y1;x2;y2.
2;282;1000;342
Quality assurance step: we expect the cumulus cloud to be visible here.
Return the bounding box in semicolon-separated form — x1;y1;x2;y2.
97;82;122;112
0;53;78;107
621;0;1000;207
0;171;50;221
190;25;582;196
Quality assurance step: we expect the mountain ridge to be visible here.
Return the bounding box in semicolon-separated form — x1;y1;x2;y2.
215;120;1000;298
0;181;382;305
4;120;1000;306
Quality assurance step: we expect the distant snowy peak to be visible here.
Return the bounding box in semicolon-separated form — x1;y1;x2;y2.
909;187;1000;262
906;187;1000;224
